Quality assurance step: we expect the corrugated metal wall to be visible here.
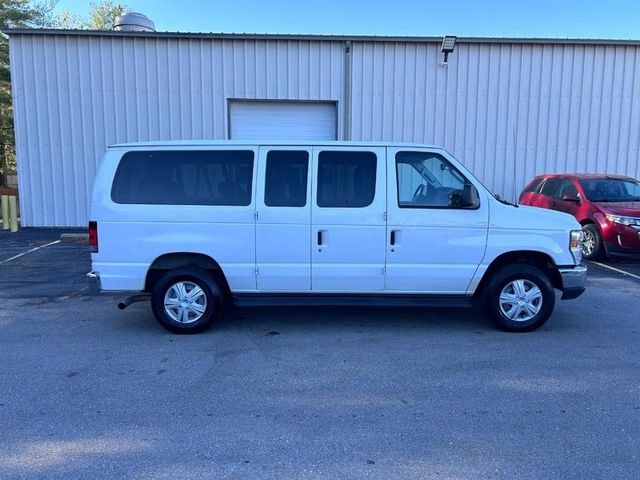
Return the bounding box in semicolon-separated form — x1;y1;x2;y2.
9;32;640;226
9;34;344;226
351;41;640;200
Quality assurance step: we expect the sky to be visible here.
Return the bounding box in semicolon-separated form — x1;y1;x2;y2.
54;0;640;39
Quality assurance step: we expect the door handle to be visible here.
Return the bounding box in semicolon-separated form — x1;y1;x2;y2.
390;230;398;252
317;230;325;251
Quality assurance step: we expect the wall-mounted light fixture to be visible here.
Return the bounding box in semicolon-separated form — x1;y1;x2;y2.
441;35;457;65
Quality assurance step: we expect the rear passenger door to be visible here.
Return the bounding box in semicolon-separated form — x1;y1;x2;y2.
311;146;387;291
537;177;562;210
255;147;312;291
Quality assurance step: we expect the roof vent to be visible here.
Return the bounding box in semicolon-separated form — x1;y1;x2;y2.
113;12;155;32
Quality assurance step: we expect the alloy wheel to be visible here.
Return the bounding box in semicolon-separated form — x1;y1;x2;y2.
582;228;595;257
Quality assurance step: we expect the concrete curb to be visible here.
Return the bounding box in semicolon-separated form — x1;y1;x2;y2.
60;233;89;243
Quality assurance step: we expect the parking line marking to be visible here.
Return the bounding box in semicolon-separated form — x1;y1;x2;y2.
0;240;61;265
589;261;640;281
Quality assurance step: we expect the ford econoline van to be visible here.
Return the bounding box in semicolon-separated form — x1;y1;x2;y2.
87;141;586;333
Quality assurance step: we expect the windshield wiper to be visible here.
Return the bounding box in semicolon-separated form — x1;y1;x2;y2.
494;194;519;207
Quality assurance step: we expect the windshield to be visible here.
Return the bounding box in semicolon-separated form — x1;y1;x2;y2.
579;178;640;202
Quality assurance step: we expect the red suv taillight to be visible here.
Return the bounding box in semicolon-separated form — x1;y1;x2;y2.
88;221;98;252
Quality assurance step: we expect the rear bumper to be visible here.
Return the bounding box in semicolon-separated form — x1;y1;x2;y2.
87;271;102;293
559;264;587;300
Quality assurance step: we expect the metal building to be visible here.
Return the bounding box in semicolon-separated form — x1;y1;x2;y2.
6;28;640;227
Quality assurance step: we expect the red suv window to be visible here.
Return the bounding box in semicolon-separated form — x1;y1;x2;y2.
523;178;544;193
540;178;563;198
558;180;578;198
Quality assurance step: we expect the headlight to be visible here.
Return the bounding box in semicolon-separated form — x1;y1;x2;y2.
605;214;640;226
570;230;583;264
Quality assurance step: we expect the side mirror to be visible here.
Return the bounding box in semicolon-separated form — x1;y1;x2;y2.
461;183;479;208
562;194;581;203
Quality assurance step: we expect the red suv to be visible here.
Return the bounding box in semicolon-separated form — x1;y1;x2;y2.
519;174;640;260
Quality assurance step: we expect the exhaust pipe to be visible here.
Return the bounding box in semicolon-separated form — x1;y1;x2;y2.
118;293;151;310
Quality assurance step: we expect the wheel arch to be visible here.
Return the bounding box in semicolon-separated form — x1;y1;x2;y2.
578;218;598;228
579;218;606;238
144;252;231;297
474;250;563;299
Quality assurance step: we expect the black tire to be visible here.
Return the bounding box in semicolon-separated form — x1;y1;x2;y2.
482;264;556;332
581;224;604;260
151;267;223;334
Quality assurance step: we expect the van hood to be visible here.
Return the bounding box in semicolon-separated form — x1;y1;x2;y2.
594;202;640;217
494;202;580;231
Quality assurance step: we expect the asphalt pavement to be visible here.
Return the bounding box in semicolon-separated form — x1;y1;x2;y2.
0;228;639;479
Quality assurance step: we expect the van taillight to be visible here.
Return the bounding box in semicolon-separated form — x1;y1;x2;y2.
88;221;98;251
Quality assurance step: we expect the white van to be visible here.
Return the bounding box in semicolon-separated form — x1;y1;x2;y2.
87;141;586;333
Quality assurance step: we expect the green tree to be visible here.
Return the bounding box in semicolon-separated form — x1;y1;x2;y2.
55;1;128;30
53;9;85;29
0;0;56;185
88;0;126;29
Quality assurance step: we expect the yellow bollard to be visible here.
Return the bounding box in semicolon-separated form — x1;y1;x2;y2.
8;195;18;232
1;195;9;230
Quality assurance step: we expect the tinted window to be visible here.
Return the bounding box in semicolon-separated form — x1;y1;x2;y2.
534;179;547;194
559;180;578;198
524;178;544;193
396;151;468;208
264;150;309;207
540;178;563;198
579;178;640;202
111;150;254;205
317;151;376;208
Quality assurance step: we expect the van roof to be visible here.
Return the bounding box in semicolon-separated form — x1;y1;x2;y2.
108;140;445;150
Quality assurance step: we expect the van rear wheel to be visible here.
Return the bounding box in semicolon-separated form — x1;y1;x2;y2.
482;264;555;332
151;267;223;334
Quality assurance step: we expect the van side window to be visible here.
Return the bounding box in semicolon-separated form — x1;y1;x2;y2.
396;151;469;208
264;151;309;207
316;151;376;208
111;150;254;206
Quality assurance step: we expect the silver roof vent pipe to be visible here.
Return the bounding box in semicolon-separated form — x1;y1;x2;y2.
113;12;156;32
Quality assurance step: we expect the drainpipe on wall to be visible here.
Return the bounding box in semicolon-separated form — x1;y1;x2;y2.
343;40;352;141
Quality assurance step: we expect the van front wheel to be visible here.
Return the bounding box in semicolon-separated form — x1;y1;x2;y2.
151;268;223;334
482;264;555;332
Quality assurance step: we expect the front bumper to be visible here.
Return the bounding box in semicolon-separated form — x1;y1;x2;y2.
559;264;587;300
604;242;640;259
603;224;640;256
87;271;102;293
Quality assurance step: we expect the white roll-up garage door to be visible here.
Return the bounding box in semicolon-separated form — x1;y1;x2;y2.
229;101;337;140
